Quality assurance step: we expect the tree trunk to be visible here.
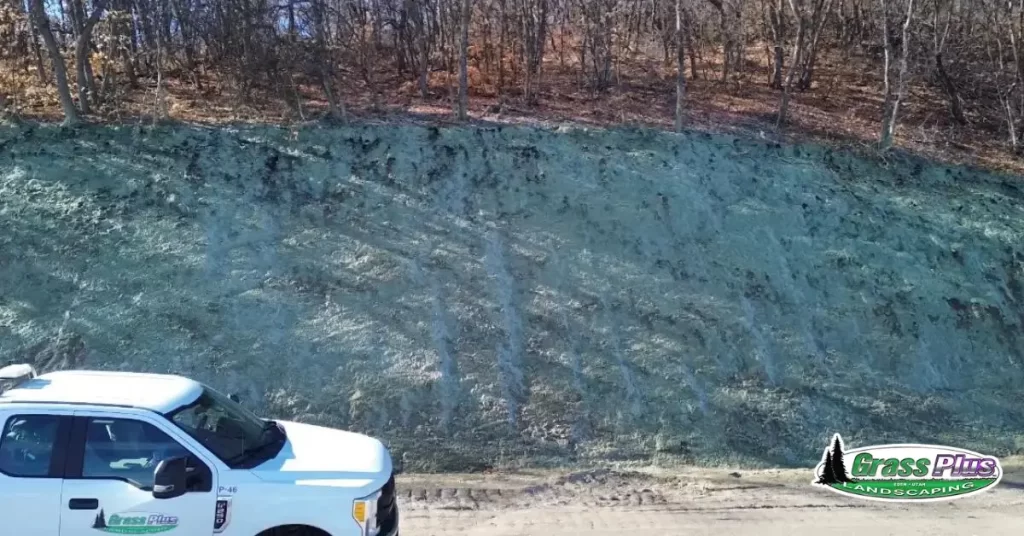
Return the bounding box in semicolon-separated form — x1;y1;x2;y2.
411;0;430;99
537;0;549;103
497;0;507;102
76;1;106;115
523;0;549;105
288;0;296;37
524;1;535;104
70;0;86;38
675;0;687;131
663;39;671;66
28;0;79;125
27;13;49;85
558;6;567;69
135;0;156;60
169;0;200;88
798;0;835;90
769;0;786;88
705;0;732;82
1002;84;1018;150
881;0;893;125
118;0;137;87
931;0;964;124
687;7;699;78
777;0;806;127
934;51;965;124
155;17;165;120
313;0;344;121
880;0;915;150
100;51;112;101
1005;0;1024;133
458;0;470;120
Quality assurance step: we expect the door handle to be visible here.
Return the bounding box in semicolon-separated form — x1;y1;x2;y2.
68;498;99;510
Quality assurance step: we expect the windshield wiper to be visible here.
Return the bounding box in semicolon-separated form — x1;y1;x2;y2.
226;421;285;467
226;442;271;466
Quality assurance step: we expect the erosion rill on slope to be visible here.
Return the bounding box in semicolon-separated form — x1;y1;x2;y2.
2;123;1024;471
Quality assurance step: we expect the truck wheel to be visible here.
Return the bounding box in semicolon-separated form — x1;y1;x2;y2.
258;525;331;536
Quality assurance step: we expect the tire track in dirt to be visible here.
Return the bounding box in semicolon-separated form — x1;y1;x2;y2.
397;467;1024;512
398;469;682;511
396;469;1024;536
399;483;672;510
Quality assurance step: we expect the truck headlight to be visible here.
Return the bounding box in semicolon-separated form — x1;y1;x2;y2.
352;490;381;536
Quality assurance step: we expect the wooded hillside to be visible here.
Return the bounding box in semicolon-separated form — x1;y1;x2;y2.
3;0;1024;173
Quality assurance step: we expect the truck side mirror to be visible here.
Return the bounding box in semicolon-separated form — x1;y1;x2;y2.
153;456;188;500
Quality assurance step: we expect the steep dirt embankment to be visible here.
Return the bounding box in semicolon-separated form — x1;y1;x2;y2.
2;123;1024;471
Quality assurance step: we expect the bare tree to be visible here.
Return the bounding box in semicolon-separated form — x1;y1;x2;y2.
311;0;345;121
797;0;835;90
929;0;965;123
766;0;787;88
993;0;1022;149
0;0;1021;160
676;0;688;130
776;0;807;126
880;0;915;150
577;0;617;91
74;0;107;115
519;0;549;105
28;0;79;125
706;0;744;82
409;0;431;99
458;0;470;119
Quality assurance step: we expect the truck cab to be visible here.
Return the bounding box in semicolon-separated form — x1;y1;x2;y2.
0;364;399;536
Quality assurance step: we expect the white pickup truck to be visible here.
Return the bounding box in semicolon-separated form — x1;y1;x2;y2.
0;364;399;536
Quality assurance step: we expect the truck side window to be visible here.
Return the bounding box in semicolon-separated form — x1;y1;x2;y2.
81;418;192;490
0;414;60;477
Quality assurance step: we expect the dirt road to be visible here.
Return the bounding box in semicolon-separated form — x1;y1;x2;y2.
395;465;1024;535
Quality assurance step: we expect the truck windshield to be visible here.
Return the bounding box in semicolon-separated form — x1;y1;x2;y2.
165;386;285;468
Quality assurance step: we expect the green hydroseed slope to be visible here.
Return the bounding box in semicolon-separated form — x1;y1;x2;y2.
2;122;1024;471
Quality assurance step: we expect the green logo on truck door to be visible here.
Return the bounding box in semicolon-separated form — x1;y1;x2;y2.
812;433;1003;502
92;510;178;534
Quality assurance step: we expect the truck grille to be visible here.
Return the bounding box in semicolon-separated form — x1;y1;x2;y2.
376;474;398;535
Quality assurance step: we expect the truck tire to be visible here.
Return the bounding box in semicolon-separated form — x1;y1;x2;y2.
258;525;331;536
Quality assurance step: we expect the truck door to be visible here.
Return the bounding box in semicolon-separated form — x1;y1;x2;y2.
59;411;219;536
0;410;74;536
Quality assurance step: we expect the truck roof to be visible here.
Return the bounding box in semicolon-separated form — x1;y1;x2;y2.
0;370;203;414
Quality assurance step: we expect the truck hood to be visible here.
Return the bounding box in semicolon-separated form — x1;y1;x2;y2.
249;420;393;487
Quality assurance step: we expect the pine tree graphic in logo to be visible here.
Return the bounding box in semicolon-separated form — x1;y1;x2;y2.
92;509;107;529
816;433;855;485
819;450;837;483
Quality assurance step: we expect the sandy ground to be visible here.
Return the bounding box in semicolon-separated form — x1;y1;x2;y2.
395;466;1024;535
